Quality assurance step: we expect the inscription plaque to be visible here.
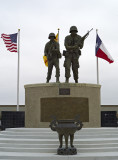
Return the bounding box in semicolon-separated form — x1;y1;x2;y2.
41;97;89;122
59;88;70;95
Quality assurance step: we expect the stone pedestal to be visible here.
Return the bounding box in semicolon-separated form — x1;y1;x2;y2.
24;83;101;128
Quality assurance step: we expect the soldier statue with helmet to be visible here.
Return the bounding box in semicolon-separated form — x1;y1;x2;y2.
44;33;61;83
63;26;84;83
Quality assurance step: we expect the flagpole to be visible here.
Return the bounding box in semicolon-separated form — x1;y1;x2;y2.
58;28;60;43
97;57;99;84
96;29;99;84
17;29;20;111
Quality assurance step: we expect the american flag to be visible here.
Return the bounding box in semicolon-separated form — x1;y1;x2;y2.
1;33;18;52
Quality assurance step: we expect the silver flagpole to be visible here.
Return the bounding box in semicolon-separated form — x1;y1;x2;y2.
97;57;99;84
96;29;101;107
17;29;20;111
96;29;99;84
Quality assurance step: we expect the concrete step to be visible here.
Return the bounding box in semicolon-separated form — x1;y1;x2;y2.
1;146;118;153
5;127;118;133
1;133;118;139
0;142;118;148
1;152;118;160
2;128;118;134
1;137;118;145
2;130;118;136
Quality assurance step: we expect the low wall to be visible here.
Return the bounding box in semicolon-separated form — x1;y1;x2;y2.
0;105;25;119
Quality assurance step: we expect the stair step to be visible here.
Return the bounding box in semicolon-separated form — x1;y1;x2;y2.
0;146;118;153
0;143;118;148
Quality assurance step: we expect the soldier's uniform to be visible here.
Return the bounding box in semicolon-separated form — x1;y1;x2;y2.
64;26;84;83
44;33;61;83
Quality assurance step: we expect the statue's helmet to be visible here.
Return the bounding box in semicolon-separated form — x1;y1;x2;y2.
48;33;56;39
69;26;78;33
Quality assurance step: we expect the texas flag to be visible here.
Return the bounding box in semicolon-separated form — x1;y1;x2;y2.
95;34;114;63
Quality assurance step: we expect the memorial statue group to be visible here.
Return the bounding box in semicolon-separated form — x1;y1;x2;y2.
44;26;92;83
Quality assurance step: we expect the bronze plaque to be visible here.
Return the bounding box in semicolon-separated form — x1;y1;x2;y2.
59;88;70;95
41;97;89;122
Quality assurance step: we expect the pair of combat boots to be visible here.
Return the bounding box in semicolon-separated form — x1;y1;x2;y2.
47;78;78;83
46;77;59;83
65;78;78;83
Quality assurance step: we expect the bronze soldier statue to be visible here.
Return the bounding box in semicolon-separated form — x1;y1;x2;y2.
44;33;61;83
63;26;84;83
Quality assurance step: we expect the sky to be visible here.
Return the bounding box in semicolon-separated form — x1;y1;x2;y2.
0;0;118;105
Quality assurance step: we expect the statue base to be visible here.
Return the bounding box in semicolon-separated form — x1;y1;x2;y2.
24;83;101;128
57;147;77;155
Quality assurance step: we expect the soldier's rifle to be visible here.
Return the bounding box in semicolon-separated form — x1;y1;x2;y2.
70;28;93;49
63;28;93;56
75;28;93;49
81;28;93;41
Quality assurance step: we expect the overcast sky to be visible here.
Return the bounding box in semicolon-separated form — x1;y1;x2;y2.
0;0;118;105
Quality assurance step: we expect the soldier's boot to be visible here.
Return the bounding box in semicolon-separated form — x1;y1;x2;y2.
46;80;49;83
46;78;50;83
56;77;60;83
65;78;69;83
75;79;78;83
